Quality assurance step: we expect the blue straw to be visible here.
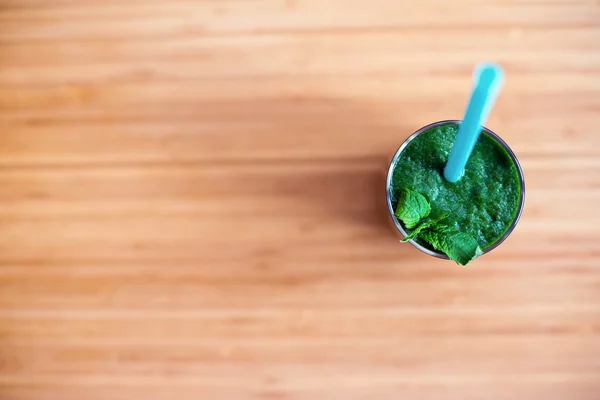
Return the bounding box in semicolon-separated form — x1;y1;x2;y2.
443;63;505;183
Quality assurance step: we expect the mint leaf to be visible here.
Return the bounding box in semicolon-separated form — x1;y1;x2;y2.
400;213;449;243
420;225;483;266
394;188;431;229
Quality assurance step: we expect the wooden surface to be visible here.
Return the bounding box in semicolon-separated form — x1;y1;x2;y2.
1;1;600;399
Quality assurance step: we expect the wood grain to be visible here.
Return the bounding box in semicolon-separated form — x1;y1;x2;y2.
1;1;599;399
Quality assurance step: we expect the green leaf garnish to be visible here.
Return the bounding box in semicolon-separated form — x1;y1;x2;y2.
394;188;431;229
420;225;483;266
400;213;449;243
396;187;483;265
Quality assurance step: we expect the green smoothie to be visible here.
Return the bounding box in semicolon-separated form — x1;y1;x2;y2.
390;122;521;262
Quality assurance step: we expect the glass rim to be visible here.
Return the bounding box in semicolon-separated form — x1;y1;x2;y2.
385;120;526;260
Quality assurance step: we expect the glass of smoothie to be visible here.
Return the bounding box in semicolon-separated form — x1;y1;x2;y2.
385;120;525;263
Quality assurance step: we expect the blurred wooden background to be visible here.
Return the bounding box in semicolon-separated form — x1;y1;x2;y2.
1;1;599;399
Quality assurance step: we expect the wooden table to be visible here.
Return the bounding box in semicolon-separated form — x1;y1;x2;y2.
1;1;599;399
